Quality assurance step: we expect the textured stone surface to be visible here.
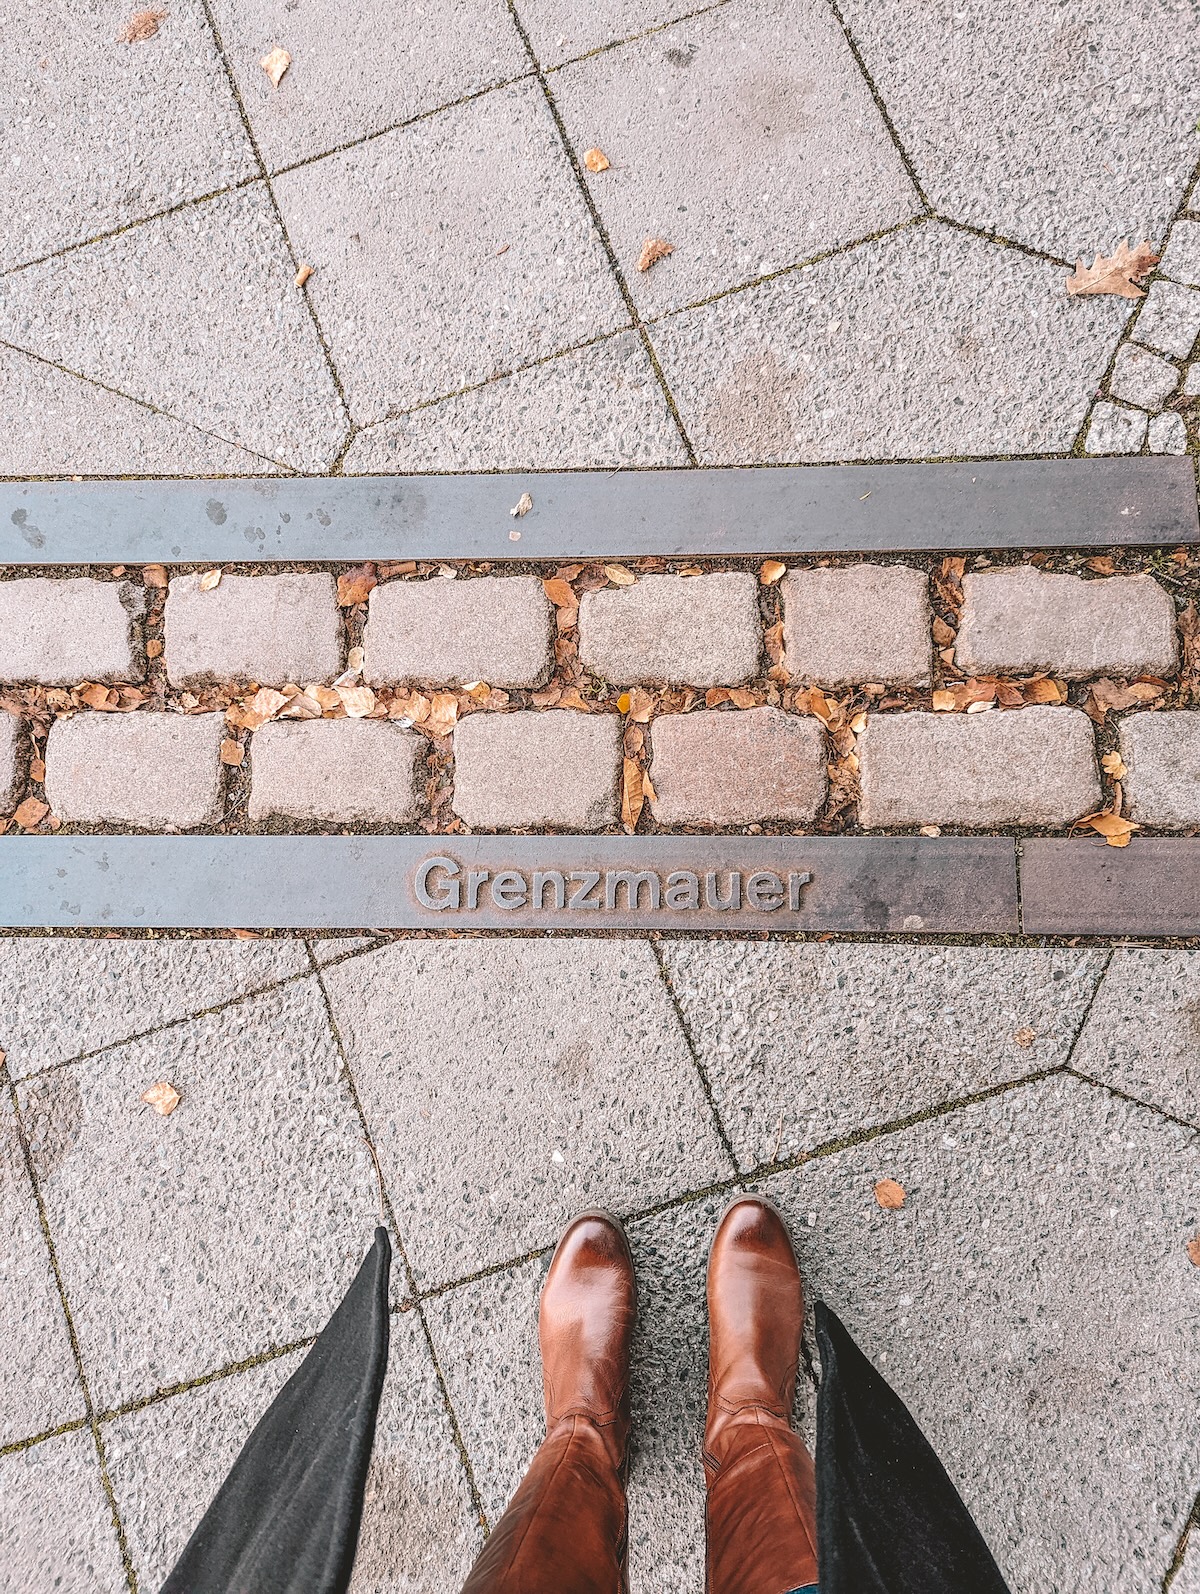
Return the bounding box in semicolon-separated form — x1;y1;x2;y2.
44;711;226;829
648;707;826;825
0;937;309;1080
0;1430;126;1593
1;712;20;809
1120;712;1200;830
0;578;137;686
1073;950;1200;1126
166;572;341;688
343;334;688;472
364;576;553;689
1085;401;1148;455
1133;280;1200;360
522;0;700;67
1174;1533;1200;1594
106;1311;481;1592
23;979;382;1408
956;566;1178;679
323;938;730;1287
1160;221;1200;288
248;720;421;825
553;0;917;313
782;564;930;685
272;84;625;421
661;941;1102;1169
207;0;525;170
578;573;761;686
857;707;1101;829
835;0;1200;259
762;1076;1200;1593
0;1099;83;1446
452;710;622;829
1149;412;1188;455
0;186;348;473
1186;364;1200;397
1109;342;1180;409
651;221;1127;462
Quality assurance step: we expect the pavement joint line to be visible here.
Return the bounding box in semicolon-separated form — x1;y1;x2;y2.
541;0;735;75
928;213;1076;272
0;1414;89;1460
1062;1067;1200;1137
1163;1495;1199;1590
650;939;742;1176
91;1333;318;1430
1057;943;1114;1066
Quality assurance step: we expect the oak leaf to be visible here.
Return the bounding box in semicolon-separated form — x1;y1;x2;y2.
1101;751;1127;779
1066;239;1159;299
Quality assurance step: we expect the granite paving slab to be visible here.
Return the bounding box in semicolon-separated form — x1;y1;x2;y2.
0;1429;126;1593
1071;950;1200;1126
525;0;711;68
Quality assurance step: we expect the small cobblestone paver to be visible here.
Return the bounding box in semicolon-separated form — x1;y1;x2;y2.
578;573;761;687
323;938;731;1287
364;576;553;689
1073;950;1200;1126
165;572;341;688
44;712;225;830
1149;412;1188;455
660;941;1103;1169
0;578;138;686
956;567;1178;679
21;979;381;1409
782;564;930;685
248;720;421;825
1;713;19;809
452;709;621;829
1085;400;1148;455
1133;280;1200;360
857;706;1101;829
0;1431;126;1594
1186;365;1200;396
1120;712;1200;830
1160;220;1200;287
1108;342;1180;409
648;707;826;826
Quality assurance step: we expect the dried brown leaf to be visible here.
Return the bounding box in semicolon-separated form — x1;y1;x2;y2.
146;638;163;658
261;45;291;86
874;1178;906;1211
510;491;533;518
542;577;577;609
29;756;46;783
279;692;322;719
705;688;729;708
931;616;956;647
1022;677;1067;705
220;738;245;765
759;559;786;585
621;759;644;830
1066;239;1159;299
931;690;957;712
1085;555;1117;575
1089;678;1163;715
335;685;375;718
604;564;637;587
198;567;222;591
1101;751;1128;779
13;796;49;829
142;563;168;588
425;692;459;738
388;689;430;725
120;9;166;43
141;1081;180;1115
583;147;611;172
626;687;654;723
1079;811;1140;845
727;688;760;709
337;563;377;606
636;237;674;272
1188;1235;1200;1267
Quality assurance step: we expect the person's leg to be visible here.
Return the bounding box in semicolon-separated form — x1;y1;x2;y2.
460;1212;635;1594
704;1197;819;1594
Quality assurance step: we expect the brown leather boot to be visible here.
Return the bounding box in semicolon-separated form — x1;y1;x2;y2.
704;1197;819;1594
460;1211;636;1594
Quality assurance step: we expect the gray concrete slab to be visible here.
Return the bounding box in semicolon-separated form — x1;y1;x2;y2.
207;0;527;171
0;186;348;473
651;220;1129;462
343;334;688;473
0;1097;84;1446
0;936;310;1080
21;977;383;1409
0;1429;126;1592
659;941;1105;1169
323;938;731;1287
1175;1533;1200;1594
1072;950;1200;1126
272;84;627;423
836;0;1200;260
761;1074;1200;1593
553;0;918;315
0;0;255;274
528;0;709;69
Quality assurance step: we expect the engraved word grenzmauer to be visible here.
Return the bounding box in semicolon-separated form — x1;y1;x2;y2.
413;855;813;914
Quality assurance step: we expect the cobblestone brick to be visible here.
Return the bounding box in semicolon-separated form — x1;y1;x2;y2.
1;713;19;809
0;577;138;685
452;710;620;830
165;573;341;688
1160;220;1200;287
782;564;930;685
45;712;225;829
1084;401;1147;455
364;576;552;689
648;707;826;826
249;720;421;825
1119;712;1200;829
956;566;1178;679
858;707;1100;828
1108;342;1179;409
578;574;760;687
1149;412;1188;454
1134;280;1200;359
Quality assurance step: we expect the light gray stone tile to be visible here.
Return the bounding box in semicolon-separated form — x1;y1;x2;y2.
835;0;1200;259
527;0;705;68
106;1311;480;1593
248;720;422;825
648;706;826;826
1149;412;1189;455
783;564;930;685
0;1098;83;1446
652;221;1128;462
208;0;527;170
273;84;626;422
1133;280;1200;360
364;576;553;690
22;978;381;1408
324;938;730;1287
307;936;385;966
45;711;226;829
1085;400;1148;455
1109;342;1180;410
553;0;918;314
343;335;687;472
761;1075;1200;1593
0;1429;126;1593
0;0;254;273
166;572;342;688
0;936;310;1080
427;1192;730;1591
451;709;622;829
1072;950;1200;1125
1121;712;1200;830
0;346;282;477
578;573;761;687
0;577;138;686
0;186;348;473
1160;221;1200;289
660;941;1104;1169
1;713;21;809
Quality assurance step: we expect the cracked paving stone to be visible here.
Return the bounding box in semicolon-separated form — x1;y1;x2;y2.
0;1430;126;1592
1072;949;1200;1126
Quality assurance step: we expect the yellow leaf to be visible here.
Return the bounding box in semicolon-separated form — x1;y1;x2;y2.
198;567;222;591
617;692;631;714
583;147;611;173
931;689;957;712
261;45;291;86
759;559;786;585
604;564;637;587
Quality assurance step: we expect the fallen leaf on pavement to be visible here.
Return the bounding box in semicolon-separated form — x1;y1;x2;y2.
146;638;163;658
641;768;657;803
119;9;166;42
1022;677;1067;705
425;692;458;737
142;563;168;588
931;689;957;712
294;262;313;287
220;738;244;765
621;759;644;830
1066;239;1159;299
247;687;290;725
584;147;611;172
542;577;577;609
29;756;46;783
388;689;431;725
198;567;222;591
727;688;760;709
1101;751;1128;779
1014;1026;1037;1048
1078;810;1139;846
1088;678;1163;716
604;564;637;587
79;683;120;711
261;46;291;86
873;1178;906;1210
1188;1235;1200;1267
347;646;365;673
141;1081;180;1116
637;237;674;272
337;563;377;606
759;559;786;585
1085;555;1117;575
335;685;375;718
919;824;941;836
278;692;322;719
13;797;48;829
626;687;654;723
931;616;956;647
510;491;533;518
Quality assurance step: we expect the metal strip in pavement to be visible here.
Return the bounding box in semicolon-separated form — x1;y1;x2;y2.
3;459;1195;565
0;835;1019;933
1019;838;1200;936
